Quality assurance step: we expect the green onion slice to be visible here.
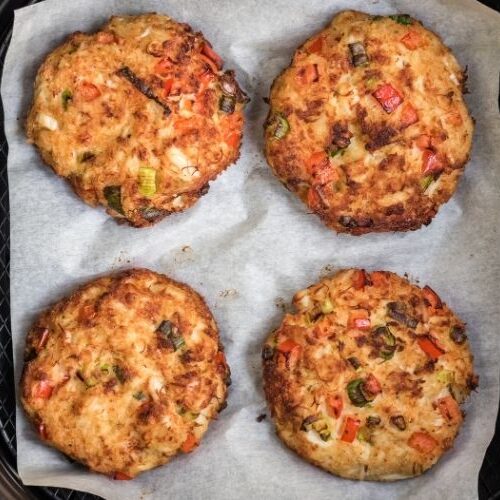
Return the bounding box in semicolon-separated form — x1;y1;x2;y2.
271;113;290;139
138;167;157;197
103;186;124;214
61;89;72;110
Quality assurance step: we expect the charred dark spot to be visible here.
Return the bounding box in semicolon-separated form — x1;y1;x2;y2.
262;345;274;361
103;378;117;393
390;415;406;430
387;302;418;329
450;325;467;345
137;401;161;423
467;373;479;391
414;359;436;375
365;126;397;151
256;413;267;422
347;356;361;369
113;364;130;383
330;122;352;150
140;207;170;223
385;203;405;216
199;183;210;196
339;215;357;228
355;335;367;347
366;415;381;427
24;347;37;362
295;99;325;122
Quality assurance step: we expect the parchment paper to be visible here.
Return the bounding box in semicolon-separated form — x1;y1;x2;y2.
2;0;500;498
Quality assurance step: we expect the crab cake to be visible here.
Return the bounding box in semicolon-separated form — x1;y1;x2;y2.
26;14;247;227
264;11;473;235
20;269;229;479
263;269;477;480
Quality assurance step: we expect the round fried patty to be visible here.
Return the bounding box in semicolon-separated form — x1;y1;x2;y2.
20;269;229;478
26;13;247;227
263;269;477;480
264;11;473;235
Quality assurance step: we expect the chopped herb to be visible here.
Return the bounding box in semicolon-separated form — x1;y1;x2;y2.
270;113;290;139
78;151;95;163
158;320;173;336
347;378;369;407
365;77;379;90
450;325;467;344
371;325;397;360
133;391;145;400
76;369;96;389
327;146;346;158
219;95;236;114
437;370;455;385
321;298;334;314
172;335;186;351
420;175;434;192
156;320;185;351
389;14;413;25
103;186;123;214
100;363;110;374
347;356;361;369
138;167;157;197
61;89;73;110
113;365;127;384
256;413;267;422
301;415;330;440
357;426;372;443
366;415;381;427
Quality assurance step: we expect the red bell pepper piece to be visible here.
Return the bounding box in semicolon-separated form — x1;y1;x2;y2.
181;433;199;453
308;36;323;54
201;43;223;70
297;64;319;84
400;30;422;50
37;328;50;349
349;310;371;330
435;396;462;423
400;103;419;129
417;336;445;361
112;472;133;480
352;269;367;290
340;416;360;443
422;149;444;174
373;83;403;113
408;432;438;453
34;380;53;399
364;374;382;395
422;285;442;309
326;394;343;418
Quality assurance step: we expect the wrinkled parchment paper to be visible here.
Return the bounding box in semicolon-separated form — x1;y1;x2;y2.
2;0;500;498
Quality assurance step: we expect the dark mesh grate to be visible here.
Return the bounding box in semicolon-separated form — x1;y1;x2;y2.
0;1;498;499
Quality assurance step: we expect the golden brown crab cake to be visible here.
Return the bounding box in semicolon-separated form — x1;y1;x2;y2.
20;269;230;479
263;269;477;480
26;13;247;227
264;11;473;235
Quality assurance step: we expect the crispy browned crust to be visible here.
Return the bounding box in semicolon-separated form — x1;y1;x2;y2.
263;269;477;480
26;13;246;227
20;268;230;478
264;11;473;235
